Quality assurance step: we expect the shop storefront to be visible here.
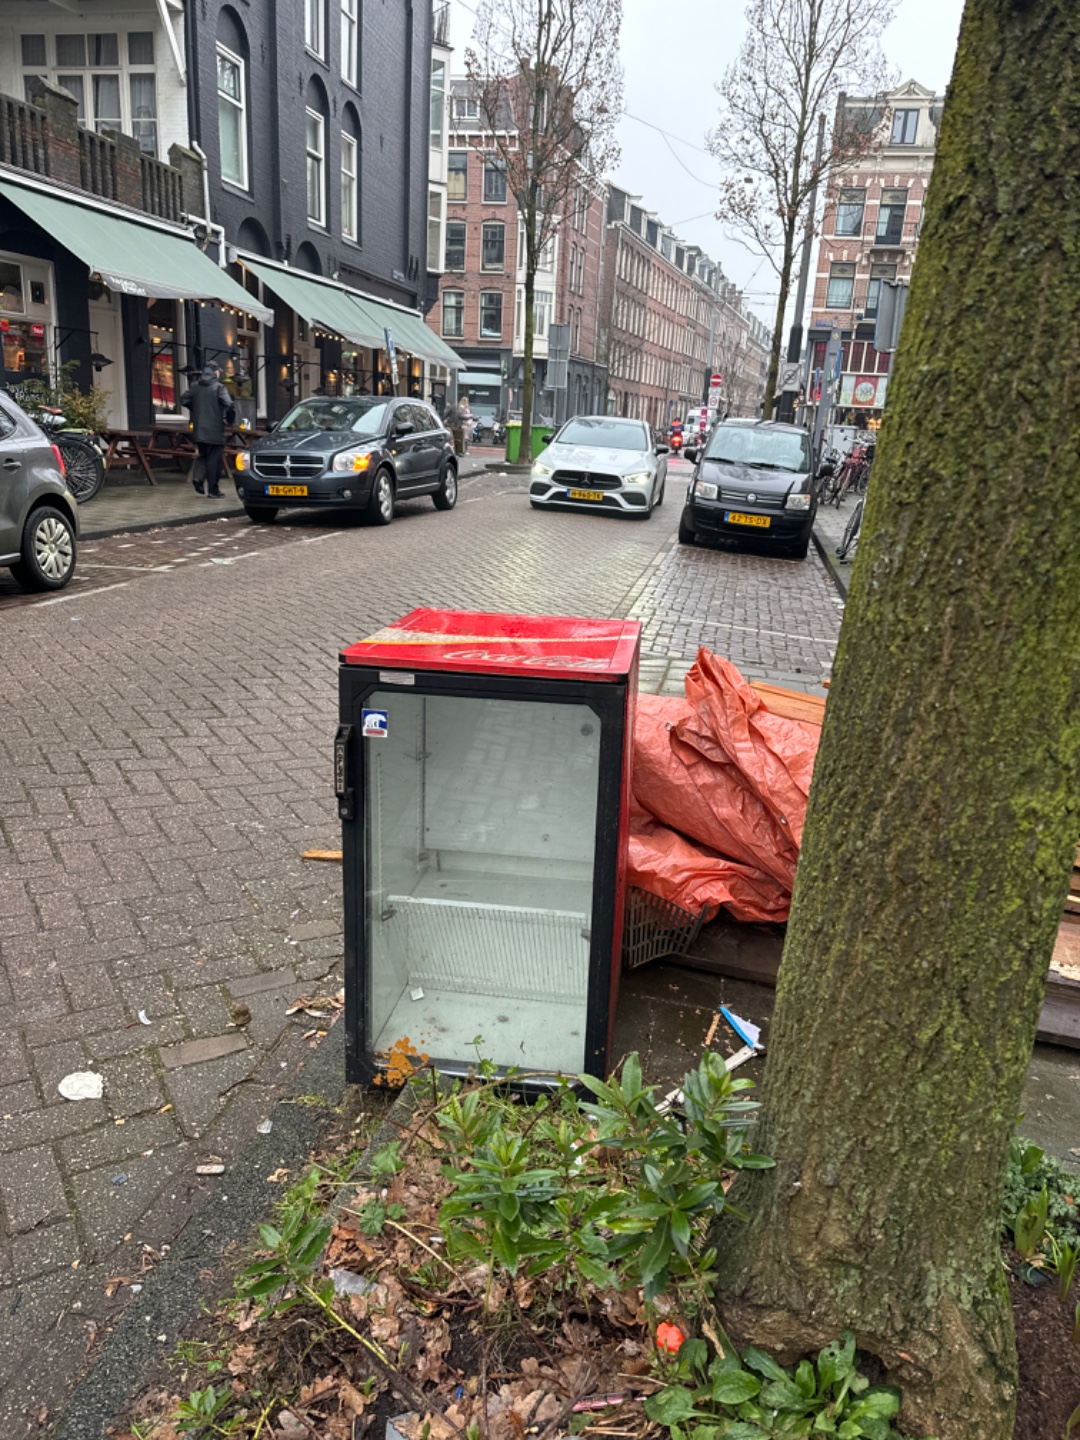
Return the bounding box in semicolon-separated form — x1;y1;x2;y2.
0;249;52;387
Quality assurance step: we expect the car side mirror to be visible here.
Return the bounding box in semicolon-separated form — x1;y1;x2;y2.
542;433;554;445
655;444;670;456
684;447;699;464
394;420;415;436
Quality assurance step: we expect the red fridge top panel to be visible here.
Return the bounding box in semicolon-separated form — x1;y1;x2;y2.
341;608;641;681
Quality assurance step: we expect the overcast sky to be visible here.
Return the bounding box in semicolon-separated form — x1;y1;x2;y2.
447;0;966;325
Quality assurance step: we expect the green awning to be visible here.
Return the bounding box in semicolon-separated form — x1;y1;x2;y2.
238;255;464;369
0;179;272;322
240;259;384;347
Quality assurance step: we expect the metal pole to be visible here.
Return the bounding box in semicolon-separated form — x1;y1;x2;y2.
786;113;827;369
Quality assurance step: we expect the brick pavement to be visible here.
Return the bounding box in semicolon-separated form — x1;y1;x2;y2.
0;461;843;1429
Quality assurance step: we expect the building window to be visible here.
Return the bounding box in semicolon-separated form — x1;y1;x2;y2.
482;222;505;270
479;291;503;338
22;30;158;155
217;46;247;189
341;131;359;240
305;0;326;57
483;159;507;204
341;0;358;86
865;262;896;316
306;109;326;225
447;152;468;202
835;187;865;237
576;247;584;292
534;288;552;337
430;59;445;150
442;289;464;338
876;188;908;244
445;221;466;271
455;96;478;119
427;188;443;271
826;262;856;309
891;109;918;145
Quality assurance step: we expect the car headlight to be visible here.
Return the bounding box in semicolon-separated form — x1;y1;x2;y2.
623;471;651;485
235;451;249;471
695;480;718;500
531;461;553;477
332;449;373;472
785;491;812;510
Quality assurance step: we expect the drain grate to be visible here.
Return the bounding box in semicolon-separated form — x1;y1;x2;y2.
622;887;710;971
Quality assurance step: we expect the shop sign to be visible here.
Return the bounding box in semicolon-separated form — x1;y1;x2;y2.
840;373;888;408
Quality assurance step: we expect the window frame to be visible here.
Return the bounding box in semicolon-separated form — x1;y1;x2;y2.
341;0;358;87
305;107;326;227
444;220;466;272
875;188;909;244
479;289;503;339
341;130;359;242
21;28;158;156
825;262;856;310
430;58;446;151
835;187;866;237
482;158;507;204
441;288;465;339
890;108;919;145
447;151;468;203
427;187;443;272
305;0;326;59
865;262;897;317
216;43;248;191
481;221;506;272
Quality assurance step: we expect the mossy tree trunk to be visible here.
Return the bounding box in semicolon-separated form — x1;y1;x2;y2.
713;4;1080;1436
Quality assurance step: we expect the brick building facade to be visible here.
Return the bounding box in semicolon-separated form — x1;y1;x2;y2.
808;79;942;419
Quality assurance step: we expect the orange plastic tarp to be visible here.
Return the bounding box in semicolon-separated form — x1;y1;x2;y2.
628;650;822;923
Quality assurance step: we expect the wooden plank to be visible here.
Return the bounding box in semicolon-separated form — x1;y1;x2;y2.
1037;996;1080;1049
748;682;827;727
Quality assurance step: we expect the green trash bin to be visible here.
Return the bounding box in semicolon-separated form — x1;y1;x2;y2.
505;421;521;464
531;424;552;458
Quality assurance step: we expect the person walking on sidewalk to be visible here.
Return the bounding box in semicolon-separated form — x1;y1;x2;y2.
180;365;235;496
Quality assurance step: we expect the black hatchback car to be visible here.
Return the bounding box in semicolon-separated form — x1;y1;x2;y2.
234;396;457;525
680;419;818;559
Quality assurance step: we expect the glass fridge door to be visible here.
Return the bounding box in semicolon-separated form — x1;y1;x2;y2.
364;690;601;1075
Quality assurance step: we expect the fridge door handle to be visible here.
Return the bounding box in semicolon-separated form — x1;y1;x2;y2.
335;724;356;820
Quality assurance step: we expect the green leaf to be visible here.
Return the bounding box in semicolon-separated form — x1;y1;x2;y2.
645;1387;699;1425
719;1425;768;1440
711;1371;762;1405
258;1224;283;1250
742;1347;790;1383
793;1360;816;1400
759;1378;811;1413
239;1272;285;1297
639;1218;673;1283
847;1389;900;1421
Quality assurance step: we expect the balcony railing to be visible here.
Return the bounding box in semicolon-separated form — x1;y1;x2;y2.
870;221;921;248
433;2;450;45
0;85;187;225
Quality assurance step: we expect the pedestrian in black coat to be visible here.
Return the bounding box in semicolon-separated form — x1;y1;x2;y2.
180;365;235;496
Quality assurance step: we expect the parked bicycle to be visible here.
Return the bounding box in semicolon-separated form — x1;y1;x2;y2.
836;495;864;562
34;406;106;503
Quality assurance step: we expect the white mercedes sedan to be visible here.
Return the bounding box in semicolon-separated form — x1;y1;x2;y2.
528;416;669;519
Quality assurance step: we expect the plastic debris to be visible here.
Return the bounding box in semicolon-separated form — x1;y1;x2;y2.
656;1321;686;1353
256;1119;273;1134
196;1164;225;1176
111;1173;128;1186
137;1010;151;1026
410;986;425;1002
58;1071;104;1101
720;1006;762;1050
330;1267;376;1297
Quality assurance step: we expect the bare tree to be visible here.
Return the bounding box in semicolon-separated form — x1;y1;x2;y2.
465;0;622;463
709;0;896;418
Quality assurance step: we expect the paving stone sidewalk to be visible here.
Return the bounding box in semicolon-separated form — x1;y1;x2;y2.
0;465;844;1430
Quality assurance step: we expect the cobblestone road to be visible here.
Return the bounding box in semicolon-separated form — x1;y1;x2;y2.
0;459;843;1428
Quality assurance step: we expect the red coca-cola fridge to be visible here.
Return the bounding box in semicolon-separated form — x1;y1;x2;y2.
336;608;640;1086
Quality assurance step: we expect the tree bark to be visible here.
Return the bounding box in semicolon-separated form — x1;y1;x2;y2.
713;4;1080;1436
762;237;794;420
521;250;537;465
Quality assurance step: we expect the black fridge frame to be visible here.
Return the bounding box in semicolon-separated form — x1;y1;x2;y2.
338;663;629;1090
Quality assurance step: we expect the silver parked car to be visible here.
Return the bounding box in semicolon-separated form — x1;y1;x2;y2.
528;416;668;518
0;392;79;591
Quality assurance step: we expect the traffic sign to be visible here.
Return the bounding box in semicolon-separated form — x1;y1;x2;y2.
710;373;723;388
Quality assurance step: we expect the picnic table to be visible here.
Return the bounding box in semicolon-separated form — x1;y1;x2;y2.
102;424;266;486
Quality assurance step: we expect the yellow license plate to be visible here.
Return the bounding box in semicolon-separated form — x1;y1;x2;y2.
725;510;770;528
266;484;308;497
569;488;604;501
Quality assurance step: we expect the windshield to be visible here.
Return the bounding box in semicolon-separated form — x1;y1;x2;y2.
555;418;648;451
278;399;389;435
704;425;810;473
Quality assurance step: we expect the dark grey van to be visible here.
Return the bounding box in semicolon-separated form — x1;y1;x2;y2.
680;419;817;560
0;393;79;591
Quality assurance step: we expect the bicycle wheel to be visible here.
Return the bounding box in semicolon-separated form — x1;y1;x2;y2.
57;436;105;503
837;497;864;560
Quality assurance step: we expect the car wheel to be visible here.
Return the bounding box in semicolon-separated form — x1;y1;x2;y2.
244;505;278;524
10;505;77;591
367;467;395;526
529;499;546;510
655;480;665;507
787;536;811;560
432;462;458;511
677;512;696;546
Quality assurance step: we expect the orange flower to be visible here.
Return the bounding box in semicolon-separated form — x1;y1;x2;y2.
656;1321;686;1353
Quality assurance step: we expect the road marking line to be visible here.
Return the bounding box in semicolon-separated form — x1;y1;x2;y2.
38;580;131;606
